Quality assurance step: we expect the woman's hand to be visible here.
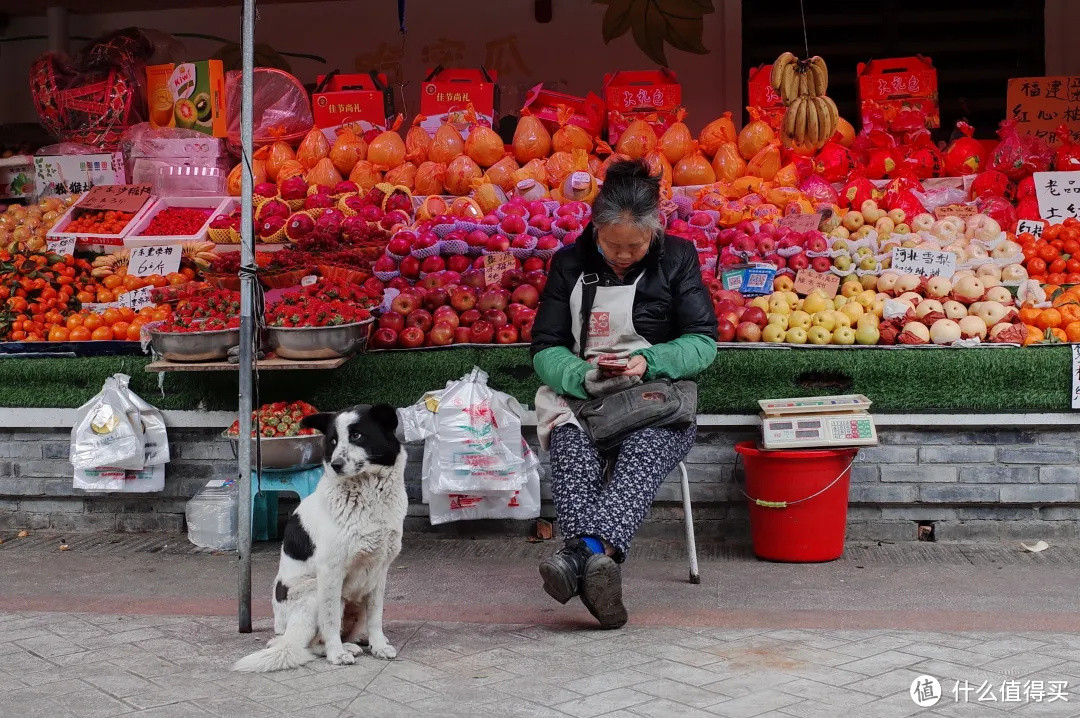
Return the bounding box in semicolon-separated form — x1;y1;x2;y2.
619;355;648;378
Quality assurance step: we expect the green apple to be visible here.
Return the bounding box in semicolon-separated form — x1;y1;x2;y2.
807;326;832;345
858;256;879;272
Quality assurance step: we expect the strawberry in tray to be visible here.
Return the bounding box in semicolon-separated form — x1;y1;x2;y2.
227;400;321;437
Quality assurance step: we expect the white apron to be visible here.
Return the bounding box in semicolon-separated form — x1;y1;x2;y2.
535;272;651;449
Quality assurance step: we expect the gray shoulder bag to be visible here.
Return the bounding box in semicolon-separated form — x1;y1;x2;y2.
566;273;698;452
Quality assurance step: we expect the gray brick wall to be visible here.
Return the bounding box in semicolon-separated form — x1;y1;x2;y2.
0;424;1077;541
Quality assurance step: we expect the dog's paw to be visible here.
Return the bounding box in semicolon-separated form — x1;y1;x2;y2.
326;646;356;666
342;642;364;656
370;643;397;660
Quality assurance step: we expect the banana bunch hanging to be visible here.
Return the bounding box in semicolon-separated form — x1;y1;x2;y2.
771;52;839;149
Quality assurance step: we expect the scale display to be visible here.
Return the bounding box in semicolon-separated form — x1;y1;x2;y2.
761;412;878;450
759;394;872;416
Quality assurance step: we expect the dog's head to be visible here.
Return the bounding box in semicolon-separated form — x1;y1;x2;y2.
301;404;401;478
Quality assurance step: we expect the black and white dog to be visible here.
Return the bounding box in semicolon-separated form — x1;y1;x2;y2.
233;404;407;672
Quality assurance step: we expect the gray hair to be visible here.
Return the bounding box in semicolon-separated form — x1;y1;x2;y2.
592;159;663;234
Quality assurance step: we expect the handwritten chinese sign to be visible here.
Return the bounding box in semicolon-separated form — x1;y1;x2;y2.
1016;219;1046;238
780;213;822;233
78;184;153;213
483;252;516;287
793;269;840;298
891;247;957;279
118;286;155;312
934;204;977;220
128;245;181;277
1033;171;1080;224
1072;345;1080;410
1007;76;1080;145
46;237;76;256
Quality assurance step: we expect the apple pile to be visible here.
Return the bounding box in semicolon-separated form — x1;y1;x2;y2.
371;261;546;349
713;220;836;275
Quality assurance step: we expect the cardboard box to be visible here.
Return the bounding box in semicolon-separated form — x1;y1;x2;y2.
0;155;35;200
419;67;499;139
603;69;681;144
856;56;939;130
522;84;606;137
747;64;785;128
34;152;126;198
146;60;228;137
313;71;395;138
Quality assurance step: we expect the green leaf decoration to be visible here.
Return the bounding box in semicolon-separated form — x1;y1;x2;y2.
595;0;714;66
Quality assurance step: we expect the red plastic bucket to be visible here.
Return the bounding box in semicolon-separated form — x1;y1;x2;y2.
734;441;858;562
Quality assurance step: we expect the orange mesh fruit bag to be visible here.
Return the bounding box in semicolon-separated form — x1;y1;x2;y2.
746;140;781;180
348;160;383;191
414;161;447;195
513;158;549;186
405;115;432;163
644;151;673;186
710;142;745;183
368;116;406;170
615;114;658;159
484;155;520;192
551;105;594;153
673;142;716;186
659;108;692;164
470;175;508;214
699;111;737;157
296;127;330;170
738;107;775;160
430;122;465;164
265;141;296;181
306;157;343;188
275;159;304;189
464;108;505;168
445;155;483;195
384;161;417;190
513;109;552;163
328;129;367;176
228;159;266;195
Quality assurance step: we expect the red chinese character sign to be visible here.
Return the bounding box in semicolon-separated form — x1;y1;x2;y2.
1006;76;1080;146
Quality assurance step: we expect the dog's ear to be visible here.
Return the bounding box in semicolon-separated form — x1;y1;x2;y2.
368;404;399;435
300;412;335;436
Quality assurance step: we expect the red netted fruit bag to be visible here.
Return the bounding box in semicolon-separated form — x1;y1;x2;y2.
941;121;987;176
1054;125;1080;170
989;120;1053;181
969;170;1009;199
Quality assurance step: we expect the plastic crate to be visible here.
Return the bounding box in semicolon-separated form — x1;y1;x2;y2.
125;196;231;247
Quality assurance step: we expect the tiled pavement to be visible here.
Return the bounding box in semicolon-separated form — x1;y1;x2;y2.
2;610;1079;717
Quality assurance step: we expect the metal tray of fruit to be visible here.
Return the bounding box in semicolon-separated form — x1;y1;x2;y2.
226;433;325;471
266;319;372;360
149;328;240;362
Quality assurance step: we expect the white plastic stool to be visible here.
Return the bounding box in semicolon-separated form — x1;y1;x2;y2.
678;461;701;584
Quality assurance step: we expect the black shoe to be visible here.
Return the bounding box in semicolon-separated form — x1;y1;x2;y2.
539;540;590;604
580;554;628;629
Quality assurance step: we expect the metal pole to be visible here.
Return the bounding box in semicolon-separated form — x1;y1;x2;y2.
237;0;256;634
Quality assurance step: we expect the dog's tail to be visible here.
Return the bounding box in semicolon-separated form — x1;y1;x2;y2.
232;642;316;673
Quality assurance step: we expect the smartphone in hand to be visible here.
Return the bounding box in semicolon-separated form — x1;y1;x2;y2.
597;357;629;374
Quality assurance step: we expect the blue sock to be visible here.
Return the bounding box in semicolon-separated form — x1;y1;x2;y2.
582;537;605;555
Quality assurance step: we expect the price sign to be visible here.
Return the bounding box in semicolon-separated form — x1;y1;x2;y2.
301;275;318;287
891;247;957;279
933;204;977;220
77;184;153;213
1072;345;1080;410
1006;76;1080;145
483;252;516;287
1033;171;1080;225
779;213;822;233
1016;219;1046;238
793;269;840;298
46;236;76;256
118;286;155;312
128;245;181;277
81;302;119;313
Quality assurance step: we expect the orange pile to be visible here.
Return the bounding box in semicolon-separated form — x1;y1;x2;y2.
98;268;193;305
1019;218;1080;286
1019;285;1080;344
63;210;136;235
44;304;171;342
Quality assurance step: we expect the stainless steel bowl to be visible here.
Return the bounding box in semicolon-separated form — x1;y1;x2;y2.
266;320;372;360
149;328;240;362
227;433;325;471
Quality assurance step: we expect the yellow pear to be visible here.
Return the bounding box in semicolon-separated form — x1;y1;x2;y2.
802;293;830;315
762;324;786;343
832;311;851;328
856;289;877;309
812;311;836;332
767;313;790;330
840;302;864;322
788;310;813;331
841;280;862;298
768;296;791;315
751;296;770;312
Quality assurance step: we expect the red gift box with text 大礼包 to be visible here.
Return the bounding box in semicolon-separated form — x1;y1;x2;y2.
522;84;606;137
312;71;395;137
419;66;500;139
857;56;940;129
603;69;681;144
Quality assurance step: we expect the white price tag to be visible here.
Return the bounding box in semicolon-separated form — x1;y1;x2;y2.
118;286;155;312
1072;345;1080;410
301;275;318;287
46;236;76;256
1033;171;1080;225
128;245;181;277
890;247;957;279
1016;219;1046;238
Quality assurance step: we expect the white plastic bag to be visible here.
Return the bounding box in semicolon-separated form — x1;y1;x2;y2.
186;479;238;550
120;375;170;466
400;367;527;493
426;443;542;525
70;375;145;471
74;465;165;493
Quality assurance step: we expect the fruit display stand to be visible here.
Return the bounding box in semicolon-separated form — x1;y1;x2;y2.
144;356;348;372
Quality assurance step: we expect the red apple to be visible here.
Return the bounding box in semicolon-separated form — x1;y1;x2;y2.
387;276;412;292
454;326;472;344
480;214;500;226
420;255;446;275
512;307;536;329
398;326;425;348
523;257;546;273
390;294;419;316
529;215;552;232
470;319;495;343
520;318;534;343
500;216;528;236
511;283;540;308
433;306;460;330
716;319;736;342
423;288;450;311
502;203;528;217
742;306;768;328
487;235;511;253
428;323;455;346
811;256;832;273
413;232;439;251
805;235;829;253
526;200;548;218
500;269;525;290
524;270;548;294
496;324;520;344
555;216;581;232
371;328;398;349
483;309;509;329
406;309;433;333
461;269;487;289
386;234;413;256
399;255;421;279
363;277;385;296
787;252;809;271
478;288;510;312
736;321;762;342
459;308;481;326
447;254;472;273
379;311;406;334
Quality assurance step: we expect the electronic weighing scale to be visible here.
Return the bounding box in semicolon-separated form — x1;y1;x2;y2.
758;394;878;450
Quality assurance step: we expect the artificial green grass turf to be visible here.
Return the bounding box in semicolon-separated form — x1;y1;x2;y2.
0;346;1070;414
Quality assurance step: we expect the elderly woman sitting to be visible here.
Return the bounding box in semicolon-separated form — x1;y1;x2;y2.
530;159;718;628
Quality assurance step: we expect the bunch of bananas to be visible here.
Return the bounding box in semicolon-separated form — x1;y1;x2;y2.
91;241;220;278
771;52;839;149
